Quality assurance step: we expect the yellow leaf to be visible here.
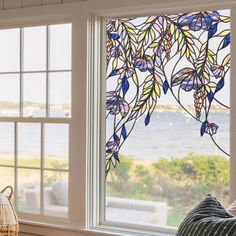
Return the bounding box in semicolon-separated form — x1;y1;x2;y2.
208;49;215;56
179;40;185;51
187;37;194;45
175;29;179;39
216;30;230;37
220;15;230;23
184;31;189;37
146;16;156;23
163;18;167;31
144;83;149;89
205;85;210;93
144;89;151;95
149;42;159;48
138;32;146;43
222;54;230;66
133;106;140;111
197;67;201;74
154;83;160;96
203;71;210;80
208;55;214;64
126;28;136;34
186;48;190;59
132;74;139;86
177;34;183;44
170;24;175;34
129;33;136;42
150;28;156;41
207;82;217;88
180;44;186;56
182;26;189;31
112;58;118;70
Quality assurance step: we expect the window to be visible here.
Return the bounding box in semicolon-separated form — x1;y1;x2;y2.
101;7;231;234
0;23;71;218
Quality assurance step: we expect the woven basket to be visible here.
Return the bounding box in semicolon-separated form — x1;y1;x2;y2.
0;186;18;236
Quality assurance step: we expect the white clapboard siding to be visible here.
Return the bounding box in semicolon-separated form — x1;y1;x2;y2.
0;0;85;10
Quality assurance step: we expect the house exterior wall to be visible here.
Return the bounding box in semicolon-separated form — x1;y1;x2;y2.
0;0;82;10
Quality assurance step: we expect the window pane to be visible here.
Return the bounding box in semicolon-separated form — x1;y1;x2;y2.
18;123;41;167
44;124;69;170
23;26;46;71
23;73;46;117
0;123;14;166
0;74;20;116
18;168;40;214
49;24;71;70
49;72;71;117
0;167;14;190
0;28;20;72
105;10;230;228
44;171;68;217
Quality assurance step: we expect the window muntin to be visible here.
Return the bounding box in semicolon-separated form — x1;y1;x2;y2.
105;9;230;229
0;23;71;219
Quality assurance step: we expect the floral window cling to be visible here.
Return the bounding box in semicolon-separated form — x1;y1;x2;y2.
106;11;230;175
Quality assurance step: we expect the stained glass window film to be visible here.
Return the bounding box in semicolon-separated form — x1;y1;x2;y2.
105;9;230;228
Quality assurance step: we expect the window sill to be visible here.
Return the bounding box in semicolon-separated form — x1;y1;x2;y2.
91;225;176;236
19;220;176;236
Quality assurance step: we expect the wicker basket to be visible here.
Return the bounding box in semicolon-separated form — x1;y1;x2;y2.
0;186;18;236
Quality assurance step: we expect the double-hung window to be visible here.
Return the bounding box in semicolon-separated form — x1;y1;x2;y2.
0;23;71;220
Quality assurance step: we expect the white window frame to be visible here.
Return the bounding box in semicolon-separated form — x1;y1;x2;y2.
0;22;72;223
0;2;88;232
0;0;236;236
87;1;236;236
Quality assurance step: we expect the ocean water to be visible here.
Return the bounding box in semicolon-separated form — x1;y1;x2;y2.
0;111;229;160
107;111;230;161
0;121;68;158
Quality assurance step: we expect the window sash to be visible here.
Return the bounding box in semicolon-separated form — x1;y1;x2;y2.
87;1;236;236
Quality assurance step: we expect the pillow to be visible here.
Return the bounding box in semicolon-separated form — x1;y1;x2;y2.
176;194;236;236
52;182;68;206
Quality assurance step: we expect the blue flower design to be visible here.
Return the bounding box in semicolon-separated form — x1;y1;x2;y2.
179;11;220;31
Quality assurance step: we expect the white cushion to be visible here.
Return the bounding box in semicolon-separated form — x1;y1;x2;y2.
52;182;68;206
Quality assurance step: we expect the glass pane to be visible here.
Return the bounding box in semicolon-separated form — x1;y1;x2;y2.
105;10;230;228
23;73;46;117
23;26;46;71
44;171;68;217
0;74;20;116
0;28;20;72
0;167;14;190
0;123;14;165
18;123;41;167
44;124;69;170
49;24;72;70
49;72;71;117
18;168;40;214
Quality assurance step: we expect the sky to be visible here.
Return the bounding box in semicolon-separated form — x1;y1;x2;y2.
0;23;71;105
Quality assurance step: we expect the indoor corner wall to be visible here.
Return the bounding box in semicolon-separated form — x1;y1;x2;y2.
0;0;84;10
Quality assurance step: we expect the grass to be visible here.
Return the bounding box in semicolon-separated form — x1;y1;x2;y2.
0;156;68;169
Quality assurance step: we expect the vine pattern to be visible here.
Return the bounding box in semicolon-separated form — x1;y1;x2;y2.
106;11;230;176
